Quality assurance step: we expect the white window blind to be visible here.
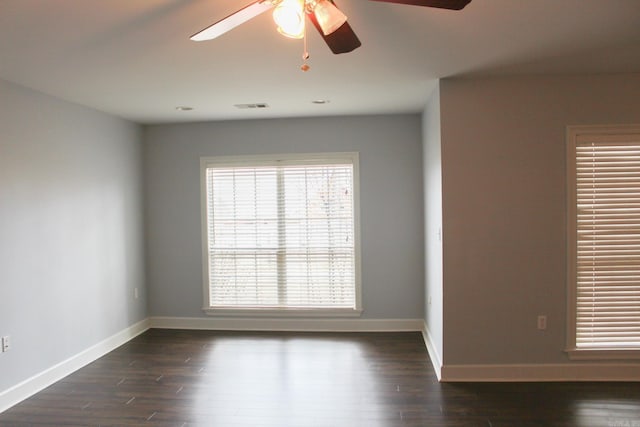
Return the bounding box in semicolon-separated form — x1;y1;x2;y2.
571;128;640;351
201;154;359;312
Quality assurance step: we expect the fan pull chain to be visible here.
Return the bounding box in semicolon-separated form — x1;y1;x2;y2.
301;20;310;72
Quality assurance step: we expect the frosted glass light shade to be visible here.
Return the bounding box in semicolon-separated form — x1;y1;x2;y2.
313;0;347;35
273;0;305;39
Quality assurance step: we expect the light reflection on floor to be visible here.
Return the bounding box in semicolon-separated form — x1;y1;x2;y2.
575;399;640;427
193;335;387;426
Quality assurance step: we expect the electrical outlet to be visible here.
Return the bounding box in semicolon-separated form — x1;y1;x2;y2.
2;336;10;352
134;288;139;300
537;315;547;330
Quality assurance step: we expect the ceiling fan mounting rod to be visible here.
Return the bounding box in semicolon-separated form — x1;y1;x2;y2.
268;0;320;13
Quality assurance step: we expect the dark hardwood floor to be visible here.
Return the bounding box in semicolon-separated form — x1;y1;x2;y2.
1;329;639;426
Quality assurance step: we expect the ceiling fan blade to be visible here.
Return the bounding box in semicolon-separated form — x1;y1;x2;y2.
190;0;274;41
308;2;361;54
369;0;471;10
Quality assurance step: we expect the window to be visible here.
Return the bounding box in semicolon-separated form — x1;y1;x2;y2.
567;125;640;359
200;153;361;316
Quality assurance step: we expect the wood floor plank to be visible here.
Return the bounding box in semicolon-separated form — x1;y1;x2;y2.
1;329;639;426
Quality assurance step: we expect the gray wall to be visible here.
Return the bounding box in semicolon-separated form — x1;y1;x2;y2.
0;79;146;392
143;115;425;319
422;85;444;363
440;73;640;365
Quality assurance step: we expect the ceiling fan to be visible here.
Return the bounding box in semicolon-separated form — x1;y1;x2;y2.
191;0;471;69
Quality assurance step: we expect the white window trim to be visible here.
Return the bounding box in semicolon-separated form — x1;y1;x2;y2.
199;152;362;318
566;124;640;360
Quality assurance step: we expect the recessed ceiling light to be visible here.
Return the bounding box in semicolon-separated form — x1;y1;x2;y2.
312;99;330;105
175;106;193;111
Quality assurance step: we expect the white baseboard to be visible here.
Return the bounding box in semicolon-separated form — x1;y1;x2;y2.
421;321;443;381
441;363;640;382
148;316;424;332
0;319;150;413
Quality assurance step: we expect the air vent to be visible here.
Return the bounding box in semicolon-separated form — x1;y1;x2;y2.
234;103;269;109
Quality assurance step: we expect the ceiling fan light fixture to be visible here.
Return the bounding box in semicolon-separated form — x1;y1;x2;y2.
273;0;305;39
312;0;347;36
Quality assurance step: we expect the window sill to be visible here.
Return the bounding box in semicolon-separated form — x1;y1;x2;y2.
202;307;363;318
566;348;640;361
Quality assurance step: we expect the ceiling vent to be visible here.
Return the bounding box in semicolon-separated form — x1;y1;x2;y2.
234;103;269;109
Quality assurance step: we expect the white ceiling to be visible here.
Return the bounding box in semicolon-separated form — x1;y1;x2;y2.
1;0;639;124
